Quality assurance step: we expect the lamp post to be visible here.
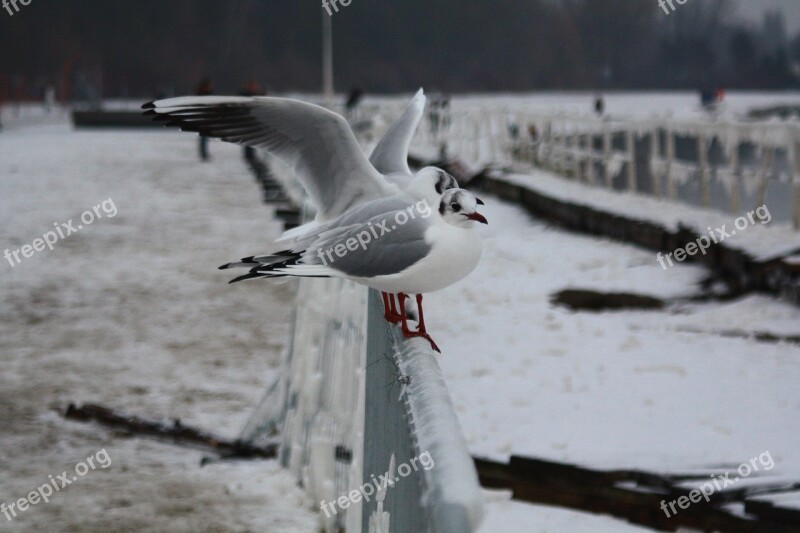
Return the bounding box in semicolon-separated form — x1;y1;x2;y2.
322;8;334;108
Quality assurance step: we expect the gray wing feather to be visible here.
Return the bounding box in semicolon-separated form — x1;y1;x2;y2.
303;202;433;278
369;89;425;177
145;96;396;220
287;195;426;247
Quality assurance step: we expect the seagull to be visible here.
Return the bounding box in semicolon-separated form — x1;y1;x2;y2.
219;188;487;352
277;88;456;243
142;92;480;351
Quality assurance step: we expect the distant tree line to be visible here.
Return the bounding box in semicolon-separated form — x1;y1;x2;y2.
0;0;797;100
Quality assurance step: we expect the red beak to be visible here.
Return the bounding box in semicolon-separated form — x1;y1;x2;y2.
465;212;488;224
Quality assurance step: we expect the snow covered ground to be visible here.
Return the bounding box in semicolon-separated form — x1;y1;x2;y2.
426;192;800;480
481;495;651;533
0;121;316;531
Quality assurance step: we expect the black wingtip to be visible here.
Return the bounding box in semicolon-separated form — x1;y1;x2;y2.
219;263;231;270
142;101;156;110
229;273;262;284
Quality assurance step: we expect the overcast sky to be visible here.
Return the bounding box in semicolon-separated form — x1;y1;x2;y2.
735;0;800;34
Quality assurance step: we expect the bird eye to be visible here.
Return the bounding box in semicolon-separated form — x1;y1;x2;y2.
451;202;461;211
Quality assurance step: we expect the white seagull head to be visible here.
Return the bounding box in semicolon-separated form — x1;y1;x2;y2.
406;166;459;206
439;189;487;228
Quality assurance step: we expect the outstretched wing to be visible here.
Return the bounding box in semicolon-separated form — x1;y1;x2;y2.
369;88;425;178
143;96;397;220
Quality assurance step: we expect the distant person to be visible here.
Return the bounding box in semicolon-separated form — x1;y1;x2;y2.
440;94;452;132
700;88;725;111
594;95;605;116
346;87;364;111
345;87;364;122
240;79;263;98
195;78;214;161
44;85;56;113
527;123;540;143
428;94;442;138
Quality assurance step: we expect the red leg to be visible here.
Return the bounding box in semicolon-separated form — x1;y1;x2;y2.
415;294;427;334
398;292;440;353
398;292;409;330
382;291;402;323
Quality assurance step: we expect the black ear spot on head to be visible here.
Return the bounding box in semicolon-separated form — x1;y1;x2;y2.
435;171;446;194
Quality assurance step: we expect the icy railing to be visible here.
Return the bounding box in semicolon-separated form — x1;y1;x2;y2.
363;290;483;533
239;279;483;533
409;107;800;228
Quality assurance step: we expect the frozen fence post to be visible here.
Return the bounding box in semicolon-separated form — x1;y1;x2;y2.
625;130;636;192
755;146;774;211
363;290;484;533
665;129;676;200
698;134;710;207
603;124;613;189
788;126;800;230
239;277;369;533
585;132;595;185
649;129;661;198
362;290;426;533
728;127;741;214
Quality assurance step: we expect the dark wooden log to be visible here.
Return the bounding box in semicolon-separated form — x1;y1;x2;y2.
475;455;800;532
64;403;276;460
476;173;800;309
